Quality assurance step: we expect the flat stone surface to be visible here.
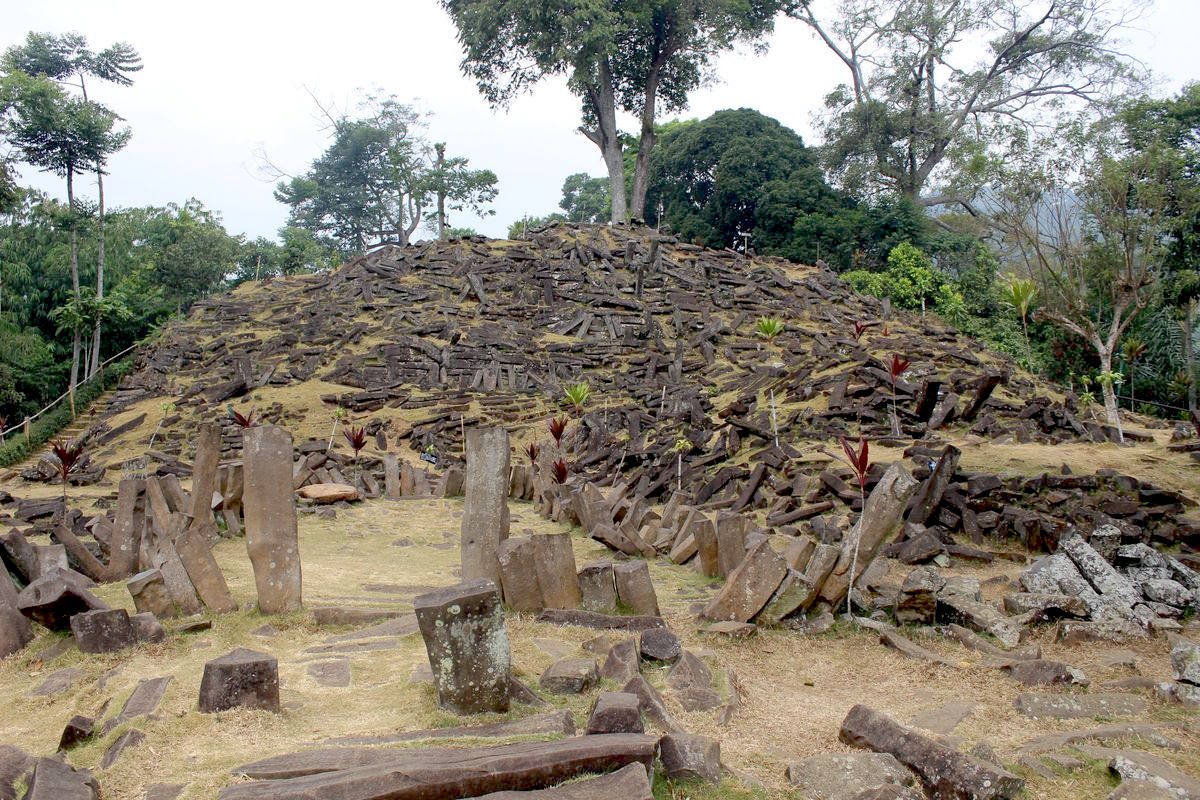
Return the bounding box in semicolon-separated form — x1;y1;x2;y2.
308;659;351;687
787;752;915;800
999;659;1089;687
638;627;681;662
1014;692;1147;719
103;676;172;733
101;728;145;768
22;756;98;800
325;711;576;746
599;639;640;684
701;539;786;622
910;701;976;735
31;668;84;697
1170;637;1199;684
613;561;658;616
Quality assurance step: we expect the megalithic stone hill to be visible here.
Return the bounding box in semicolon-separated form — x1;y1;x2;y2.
41;223;1193;540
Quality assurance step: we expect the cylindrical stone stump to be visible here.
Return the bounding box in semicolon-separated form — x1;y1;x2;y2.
413;579;511;715
242;425;302;614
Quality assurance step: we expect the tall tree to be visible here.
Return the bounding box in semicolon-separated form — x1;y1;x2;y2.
1;71;126;414
425;142;498;240
559;172;610;223
792;0;1145;207
441;0;784;224
990;116;1170;440
4;32;141;379
273;96;496;255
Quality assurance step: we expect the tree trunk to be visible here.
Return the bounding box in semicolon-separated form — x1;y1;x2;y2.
630;66;663;221
583;61;627;225
1098;348;1123;442
90;169;105;379
435;143;447;240
1186;301;1196;413
66;166;80;419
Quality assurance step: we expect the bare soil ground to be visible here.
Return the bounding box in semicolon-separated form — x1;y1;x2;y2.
2;488;1197;799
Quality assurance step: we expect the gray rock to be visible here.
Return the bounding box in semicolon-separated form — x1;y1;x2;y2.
413;580;511;714
1142;580;1193;609
199;647;280;713
496;537;543;613
16;568;109;631
58;715;94;751
1014;692;1146;719
21;757;99;800
1002;592;1088;620
658;733;721;784
242;425;302;614
638;627;681;663
69;608;136;653
577;561;617;614
894;566;943;626
599;639;640;683
126;568;176;619
1061;534;1142;611
539;658;598;695
1087;525;1122;562
130;611;167;643
1170;637;1200;685
935;593;1022;648
533;533;581;610
613;561;659;617
585;692;643;734
999;659;1089;687
1057;620;1149;644
787;752;916;800
460;427;511;587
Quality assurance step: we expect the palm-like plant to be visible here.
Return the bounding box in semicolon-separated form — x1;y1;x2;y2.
1001;274;1038;370
564;382;591;416
1120;337;1147;410
524;441;540;465
50;439;86;514
888;354;911;437
838;436;870;618
852;321;868;342
327;406;347;452
755;316;785;346
551;458;569;484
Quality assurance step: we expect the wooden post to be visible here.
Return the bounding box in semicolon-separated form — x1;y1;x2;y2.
23;416;31;444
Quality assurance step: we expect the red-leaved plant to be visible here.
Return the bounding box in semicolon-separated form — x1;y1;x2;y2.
549;416;568;448
839;435;871;617
852;321;868;342
525;441;540;465
551;458;569;484
228;405;256;428
889;354;911;436
50;438;86;512
344;425;367;482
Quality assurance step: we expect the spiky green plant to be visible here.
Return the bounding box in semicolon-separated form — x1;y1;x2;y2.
564;382;591;415
755;316;785;346
1000;274;1038;370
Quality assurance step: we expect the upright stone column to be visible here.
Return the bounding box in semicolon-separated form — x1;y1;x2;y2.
0;570;33;657
460;427;511;586
243;425;302;613
413;580;511;714
108;479;141;580
189;423;221;527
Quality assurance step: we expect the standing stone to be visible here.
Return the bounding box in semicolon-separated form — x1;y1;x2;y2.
199;647;280;713
692;515;719;577
152;517;204;616
578;561;618;613
413;580;511;714
533;533;581;610
614;561;660;616
70;608;136;653
907;446;961;525
190;423;221;527
715;513;749;577
127;568;176;618
0;570;32;657
496;537;543;612
383;454;401;499
175;522;236;614
108;478;141;579
461;427;511;587
16;569;109;631
702;540;787;622
243;425;302;613
818;463;919;607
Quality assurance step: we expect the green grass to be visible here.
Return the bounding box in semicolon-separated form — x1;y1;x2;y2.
0;358;133;468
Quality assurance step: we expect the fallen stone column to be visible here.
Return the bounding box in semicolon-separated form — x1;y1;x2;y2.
221;734;658;800
839;704;1023;800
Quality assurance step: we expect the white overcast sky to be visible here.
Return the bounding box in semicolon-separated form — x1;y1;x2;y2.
4;0;1196;241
